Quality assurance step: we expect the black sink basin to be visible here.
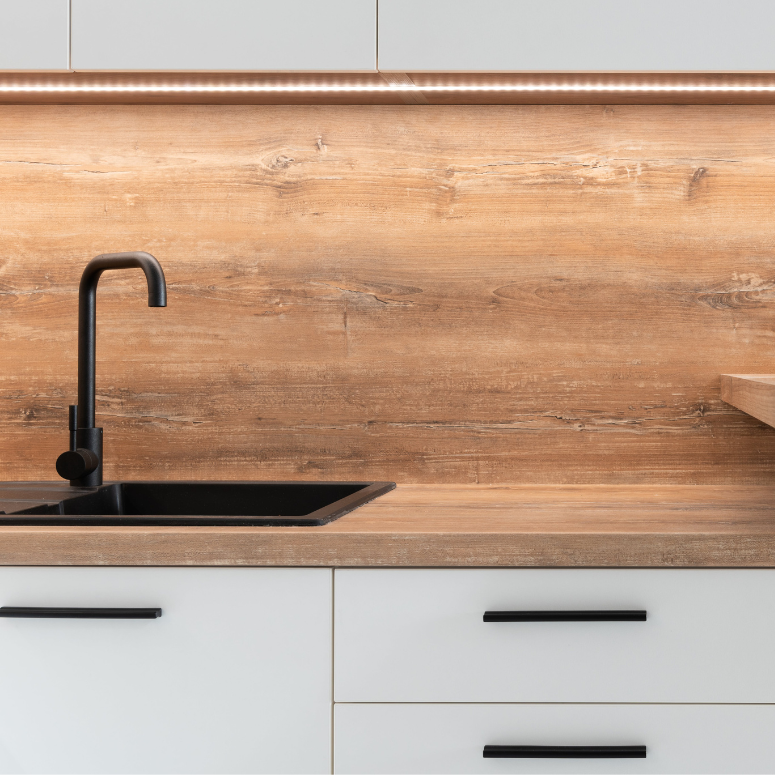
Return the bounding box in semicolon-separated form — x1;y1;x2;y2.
0;481;395;526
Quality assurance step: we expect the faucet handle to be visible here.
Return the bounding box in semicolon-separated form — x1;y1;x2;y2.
58;405;100;483
56;448;99;481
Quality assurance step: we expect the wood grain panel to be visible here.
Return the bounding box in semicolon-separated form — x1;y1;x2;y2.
2;105;775;483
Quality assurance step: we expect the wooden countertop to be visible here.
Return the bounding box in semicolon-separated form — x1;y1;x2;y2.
1;484;775;567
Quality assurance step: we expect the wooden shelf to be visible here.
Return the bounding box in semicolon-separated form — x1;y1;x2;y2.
721;375;775;428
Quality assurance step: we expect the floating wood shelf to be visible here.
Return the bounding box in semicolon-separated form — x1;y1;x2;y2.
721;375;775;428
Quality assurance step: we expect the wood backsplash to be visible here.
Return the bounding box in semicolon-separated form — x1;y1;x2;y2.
2;104;775;484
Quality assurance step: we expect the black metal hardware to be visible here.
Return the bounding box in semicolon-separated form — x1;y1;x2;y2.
68;404;78;450
56;252;167;487
483;610;647;622
0;607;162;619
55;447;100;481
483;745;646;759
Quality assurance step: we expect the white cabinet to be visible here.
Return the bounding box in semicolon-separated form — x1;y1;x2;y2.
4;0;773;75
0;567;332;774
0;0;69;70
334;568;775;774
378;0;775;72
71;0;377;71
335;703;775;774
3;566;773;772
334;569;775;703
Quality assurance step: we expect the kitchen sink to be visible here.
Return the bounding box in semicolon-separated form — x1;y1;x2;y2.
5;257;396;528
0;481;395;526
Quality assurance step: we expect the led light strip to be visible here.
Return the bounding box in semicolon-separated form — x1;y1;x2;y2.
0;82;773;93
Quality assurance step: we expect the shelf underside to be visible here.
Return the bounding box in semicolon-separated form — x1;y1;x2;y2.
721;375;775;428
3;72;775;104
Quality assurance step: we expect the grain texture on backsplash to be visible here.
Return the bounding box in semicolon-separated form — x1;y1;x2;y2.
1;104;774;484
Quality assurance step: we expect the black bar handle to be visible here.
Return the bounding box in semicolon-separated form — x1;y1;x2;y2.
484;745;647;759
483;610;647;622
0;607;162;619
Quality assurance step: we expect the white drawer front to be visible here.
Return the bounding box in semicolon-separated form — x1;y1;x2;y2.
335;703;775;774
0;567;332;774
335;569;775;702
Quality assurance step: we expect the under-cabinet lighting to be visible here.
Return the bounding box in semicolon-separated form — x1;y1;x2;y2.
1;82;775;93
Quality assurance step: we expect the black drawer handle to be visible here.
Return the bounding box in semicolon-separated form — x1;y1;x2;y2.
0;607;162;619
484;745;647;759
483;610;647;622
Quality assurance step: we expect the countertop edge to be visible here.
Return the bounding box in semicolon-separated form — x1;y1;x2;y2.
0;531;773;567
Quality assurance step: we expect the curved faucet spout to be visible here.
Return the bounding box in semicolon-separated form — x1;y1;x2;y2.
80;251;167;310
78;252;167;431
57;252;168;486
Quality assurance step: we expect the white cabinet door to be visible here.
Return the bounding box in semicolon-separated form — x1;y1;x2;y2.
71;0;377;71
335;569;775;703
0;567;332;774
378;0;775;72
0;0;69;70
335;703;775;774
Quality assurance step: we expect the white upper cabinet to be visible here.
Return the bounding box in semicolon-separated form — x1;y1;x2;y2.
378;0;775;72
0;0;69;70
71;0;377;71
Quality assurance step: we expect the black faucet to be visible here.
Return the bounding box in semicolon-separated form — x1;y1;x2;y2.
55;252;167;486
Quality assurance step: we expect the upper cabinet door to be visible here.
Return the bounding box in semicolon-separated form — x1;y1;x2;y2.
71;0;377;71
378;0;775;72
0;0;69;70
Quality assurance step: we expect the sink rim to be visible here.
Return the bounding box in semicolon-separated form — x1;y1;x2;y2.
0;480;397;527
